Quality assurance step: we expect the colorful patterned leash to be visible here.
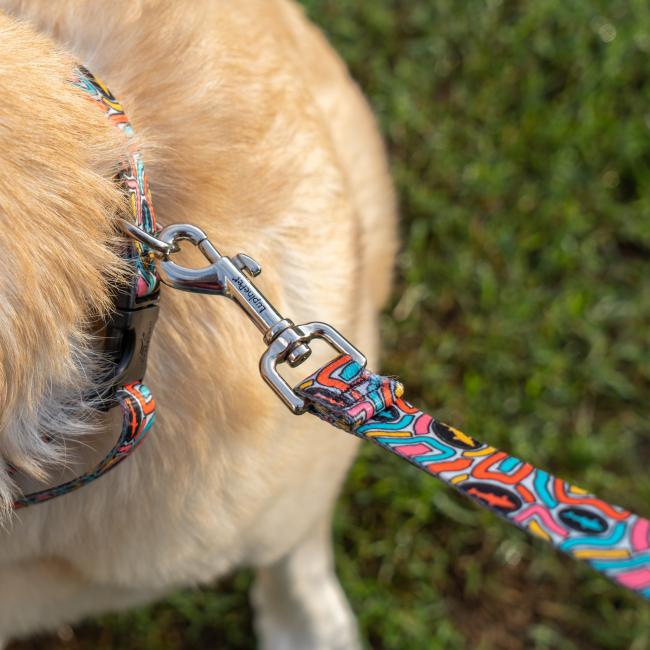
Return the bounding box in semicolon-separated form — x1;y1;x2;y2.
119;217;650;601
295;355;650;599
12;68;158;508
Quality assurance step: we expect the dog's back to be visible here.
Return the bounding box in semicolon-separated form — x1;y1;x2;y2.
0;2;396;647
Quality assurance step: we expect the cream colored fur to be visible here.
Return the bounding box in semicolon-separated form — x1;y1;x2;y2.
0;2;397;648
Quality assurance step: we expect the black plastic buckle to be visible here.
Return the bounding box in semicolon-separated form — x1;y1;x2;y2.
105;299;159;385
99;273;160;409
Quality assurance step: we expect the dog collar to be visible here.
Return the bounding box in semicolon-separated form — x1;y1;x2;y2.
13;67;158;508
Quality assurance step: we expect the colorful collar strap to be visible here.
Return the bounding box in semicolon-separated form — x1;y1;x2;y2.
13;68;158;508
295;354;650;599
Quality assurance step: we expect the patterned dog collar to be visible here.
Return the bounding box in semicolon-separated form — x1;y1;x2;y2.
13;67;158;508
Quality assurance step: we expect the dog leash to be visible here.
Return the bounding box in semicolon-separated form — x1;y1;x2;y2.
111;214;650;602
13;70;649;602
295;355;650;599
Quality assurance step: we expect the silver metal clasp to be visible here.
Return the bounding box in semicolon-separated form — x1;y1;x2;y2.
120;220;366;412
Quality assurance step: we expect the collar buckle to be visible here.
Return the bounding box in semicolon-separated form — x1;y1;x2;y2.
102;290;160;404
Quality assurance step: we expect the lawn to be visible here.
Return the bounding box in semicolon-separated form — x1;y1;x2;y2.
13;1;650;649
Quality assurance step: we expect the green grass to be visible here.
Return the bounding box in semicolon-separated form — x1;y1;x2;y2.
13;1;650;648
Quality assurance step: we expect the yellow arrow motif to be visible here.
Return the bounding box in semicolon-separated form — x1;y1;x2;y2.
449;426;478;448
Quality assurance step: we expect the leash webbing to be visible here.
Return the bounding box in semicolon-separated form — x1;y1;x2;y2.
295;354;650;599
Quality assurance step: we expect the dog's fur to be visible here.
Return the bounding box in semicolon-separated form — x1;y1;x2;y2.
0;2;396;647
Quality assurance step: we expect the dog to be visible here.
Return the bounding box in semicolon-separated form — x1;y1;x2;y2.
0;1;397;647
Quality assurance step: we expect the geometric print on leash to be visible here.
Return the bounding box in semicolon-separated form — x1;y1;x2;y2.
295;354;650;599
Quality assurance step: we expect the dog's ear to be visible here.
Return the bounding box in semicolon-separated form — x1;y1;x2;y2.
0;14;130;512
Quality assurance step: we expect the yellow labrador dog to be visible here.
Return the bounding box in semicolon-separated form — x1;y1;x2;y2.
0;1;396;648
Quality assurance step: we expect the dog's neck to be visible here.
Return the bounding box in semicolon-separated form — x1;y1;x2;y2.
0;14;133;510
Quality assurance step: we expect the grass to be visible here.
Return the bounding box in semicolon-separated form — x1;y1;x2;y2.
12;1;650;648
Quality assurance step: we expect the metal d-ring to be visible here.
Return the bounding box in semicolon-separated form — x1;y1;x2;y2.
117;219;178;257
260;322;367;413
